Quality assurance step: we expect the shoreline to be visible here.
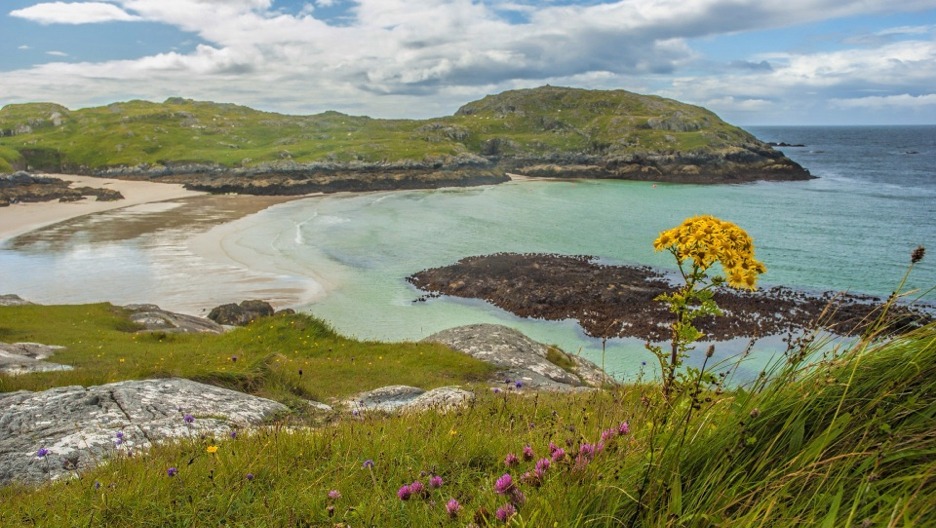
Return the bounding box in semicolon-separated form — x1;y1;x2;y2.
0;174;205;243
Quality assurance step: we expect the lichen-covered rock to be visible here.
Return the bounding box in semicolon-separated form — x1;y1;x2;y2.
423;324;616;391
123;303;224;334
344;385;474;414
0;378;288;486
0;294;32;306
0;342;72;375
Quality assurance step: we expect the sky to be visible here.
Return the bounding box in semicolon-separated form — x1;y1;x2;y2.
1;0;935;125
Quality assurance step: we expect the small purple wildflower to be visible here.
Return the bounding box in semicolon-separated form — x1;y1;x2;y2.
504;378;511;384
326;505;335;517
36;448;49;458
495;503;517;523
492;387;501;394
494;473;514;494
509;489;527;506
601;428;616;442
327;489;341;500
183;414;195;424
429;475;443;488
94;481;101;490
618;421;631;435
504;453;519;467
514;380;523;389
548;441;560;455
116;431;125;440
167;467;178;477
397;484;412;501
535;457;551;475
352;409;360;417
362;459;375;469
231;355;237;362
230;430;237;439
522;445;535;461
445;498;462;518
245;473;255;481
551;447;566;462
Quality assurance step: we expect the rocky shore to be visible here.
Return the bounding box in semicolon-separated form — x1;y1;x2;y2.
408;253;934;341
0;171;123;206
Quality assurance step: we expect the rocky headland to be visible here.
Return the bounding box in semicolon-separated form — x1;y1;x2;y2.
408;253;934;341
0;87;811;195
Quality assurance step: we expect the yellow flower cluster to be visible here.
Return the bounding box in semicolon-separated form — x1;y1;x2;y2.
653;215;766;290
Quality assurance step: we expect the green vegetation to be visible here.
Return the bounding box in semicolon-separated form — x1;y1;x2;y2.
0;305;936;527
0;304;494;407
0;87;757;172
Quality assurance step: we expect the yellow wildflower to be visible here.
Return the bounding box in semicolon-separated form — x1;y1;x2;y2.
206;445;218;454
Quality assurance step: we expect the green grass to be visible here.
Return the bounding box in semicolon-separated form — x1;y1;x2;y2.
1;300;933;526
0;87;756;173
0;303;494;406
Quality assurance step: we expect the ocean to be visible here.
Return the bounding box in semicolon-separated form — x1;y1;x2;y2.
2;126;934;381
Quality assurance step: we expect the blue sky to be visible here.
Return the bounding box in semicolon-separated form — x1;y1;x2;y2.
2;0;935;125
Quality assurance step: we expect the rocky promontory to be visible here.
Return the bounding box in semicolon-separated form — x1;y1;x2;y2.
408;253;933;341
1;87;811;194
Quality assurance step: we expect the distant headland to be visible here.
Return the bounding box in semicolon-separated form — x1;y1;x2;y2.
0;86;811;195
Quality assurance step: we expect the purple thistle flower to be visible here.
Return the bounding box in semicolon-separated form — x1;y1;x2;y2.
492;387;501;394
618;421;630;435
535;457;551;475
362;459;374;469
429;475;443;488
183;413;195;424
445;498;462;518
116;431;125;440
495;503;517;523
494;473;514;494
245;473;255;481
397;484;412;501
230;430;237;439
36;448;49;458
601;428;616;442
551;447;566;462
504;453;519;467
504;378;511;384
548;441;560;455
167;467;178;477
514;380;523;389
580;443;597;460
409;480;426;497
522;445;535;461
327;489;341;500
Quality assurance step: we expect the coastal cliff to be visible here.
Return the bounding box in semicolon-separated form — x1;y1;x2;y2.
0;86;810;194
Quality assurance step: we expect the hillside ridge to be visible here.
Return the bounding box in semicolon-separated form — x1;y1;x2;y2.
0;86;811;194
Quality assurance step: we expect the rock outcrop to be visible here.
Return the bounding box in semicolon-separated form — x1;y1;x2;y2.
343;385;475;414
0;294;32;306
0;378;288;486
123;304;224;334
207;300;275;326
423;324;616;391
0;342;72;375
0;171;123;206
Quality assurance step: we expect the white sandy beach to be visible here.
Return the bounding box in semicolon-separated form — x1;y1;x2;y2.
0;174;205;242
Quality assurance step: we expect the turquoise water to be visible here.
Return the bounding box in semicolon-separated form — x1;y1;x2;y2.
2;126;934;382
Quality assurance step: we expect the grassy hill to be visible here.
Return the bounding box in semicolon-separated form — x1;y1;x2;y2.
0;87;809;191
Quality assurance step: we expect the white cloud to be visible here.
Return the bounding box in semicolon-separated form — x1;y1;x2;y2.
46;50;69;56
19;45;32;50
831;93;936;108
3;0;936;124
10;2;143;24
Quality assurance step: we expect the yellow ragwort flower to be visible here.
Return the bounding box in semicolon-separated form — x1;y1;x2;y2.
206;445;218;454
654;215;766;290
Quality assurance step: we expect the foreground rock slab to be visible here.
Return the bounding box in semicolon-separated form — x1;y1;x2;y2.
424;324;616;391
123;303;224;334
0;378;287;486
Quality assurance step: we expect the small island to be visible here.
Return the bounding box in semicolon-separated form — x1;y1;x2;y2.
0;86;811;194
